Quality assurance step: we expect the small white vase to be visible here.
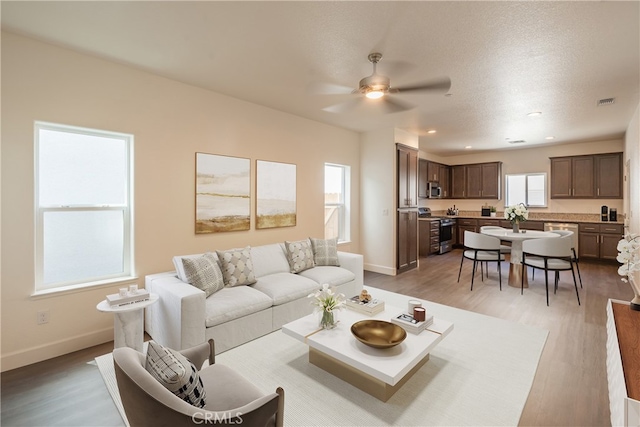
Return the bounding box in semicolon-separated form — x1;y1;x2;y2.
629;277;640;311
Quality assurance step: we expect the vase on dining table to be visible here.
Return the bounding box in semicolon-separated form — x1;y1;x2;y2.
511;220;520;233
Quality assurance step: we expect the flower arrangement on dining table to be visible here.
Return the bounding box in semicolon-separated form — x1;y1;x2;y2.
504;203;529;224
308;284;346;329
617;231;640;310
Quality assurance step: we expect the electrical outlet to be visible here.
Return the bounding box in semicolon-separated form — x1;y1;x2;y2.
37;310;50;325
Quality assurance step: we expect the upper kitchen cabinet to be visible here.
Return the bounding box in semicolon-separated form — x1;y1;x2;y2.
550;152;622;199
439;164;451;198
463;162;502;199
595;152;623;198
397;144;418;208
451;165;466;198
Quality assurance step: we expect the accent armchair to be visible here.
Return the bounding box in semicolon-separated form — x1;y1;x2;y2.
113;339;284;426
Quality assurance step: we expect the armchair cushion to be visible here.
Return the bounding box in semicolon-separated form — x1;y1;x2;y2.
145;341;207;408
182;253;225;297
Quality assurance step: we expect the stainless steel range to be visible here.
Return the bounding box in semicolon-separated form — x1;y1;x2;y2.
438;217;455;254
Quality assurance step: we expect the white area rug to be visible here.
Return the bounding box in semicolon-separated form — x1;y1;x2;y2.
96;288;548;426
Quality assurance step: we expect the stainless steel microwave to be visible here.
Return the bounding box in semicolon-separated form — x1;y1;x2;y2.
427;182;442;198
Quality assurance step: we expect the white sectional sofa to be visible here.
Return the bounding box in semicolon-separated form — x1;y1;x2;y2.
145;243;363;353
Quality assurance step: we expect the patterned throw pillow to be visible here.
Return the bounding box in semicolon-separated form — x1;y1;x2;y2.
310;237;340;267
182;252;225;297
215;246;257;287
284;239;316;273
145;341;206;408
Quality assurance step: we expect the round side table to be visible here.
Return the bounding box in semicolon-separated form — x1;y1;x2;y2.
97;293;158;352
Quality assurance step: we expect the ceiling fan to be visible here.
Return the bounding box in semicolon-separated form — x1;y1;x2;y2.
318;52;451;114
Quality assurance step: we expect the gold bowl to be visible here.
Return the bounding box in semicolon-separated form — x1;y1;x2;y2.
350;320;407;349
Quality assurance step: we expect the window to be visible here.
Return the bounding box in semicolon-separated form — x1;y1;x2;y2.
505;173;547;207
35;122;134;293
324;163;350;242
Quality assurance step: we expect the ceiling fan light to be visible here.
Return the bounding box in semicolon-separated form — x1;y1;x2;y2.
366;90;384;99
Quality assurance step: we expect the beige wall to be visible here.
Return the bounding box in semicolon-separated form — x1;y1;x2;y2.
624;104;639;234
0;32;361;370
420;139;625;216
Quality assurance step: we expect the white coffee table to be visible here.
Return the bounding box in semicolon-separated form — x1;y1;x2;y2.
282;303;453;402
97;293;158;352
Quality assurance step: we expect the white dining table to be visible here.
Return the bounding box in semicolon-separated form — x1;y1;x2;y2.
480;228;560;288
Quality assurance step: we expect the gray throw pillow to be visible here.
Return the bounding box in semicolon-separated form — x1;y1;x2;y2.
145;341;206;408
215;246;257;287
182;252;225;297
310;237;340;266
284;239;316;273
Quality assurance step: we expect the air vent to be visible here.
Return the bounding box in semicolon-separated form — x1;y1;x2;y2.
597;97;615;106
507;140;526;144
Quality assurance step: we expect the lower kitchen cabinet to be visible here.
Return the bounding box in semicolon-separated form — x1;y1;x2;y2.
579;223;623;260
419;220;440;256
456;218;478;247
398;210;418;272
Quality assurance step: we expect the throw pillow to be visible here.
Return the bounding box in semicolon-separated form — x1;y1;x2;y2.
145;341;206;408
284;239;315;273
182;252;225;297
215;246;257;287
310;237;340;266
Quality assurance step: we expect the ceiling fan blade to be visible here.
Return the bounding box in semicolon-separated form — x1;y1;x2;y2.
391;77;452;94
322;98;366;113
377;96;414;114
307;82;355;95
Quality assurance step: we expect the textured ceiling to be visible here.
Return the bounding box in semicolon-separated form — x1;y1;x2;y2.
2;1;639;156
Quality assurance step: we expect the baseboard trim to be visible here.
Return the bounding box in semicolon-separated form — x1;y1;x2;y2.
1;327;113;372
364;264;396;276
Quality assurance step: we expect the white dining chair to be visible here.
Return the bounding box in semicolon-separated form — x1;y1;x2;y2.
549;230;582;288
457;231;505;291
479;226;512;254
521;236;580;306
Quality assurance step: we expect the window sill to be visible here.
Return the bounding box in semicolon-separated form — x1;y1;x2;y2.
31;276;139;299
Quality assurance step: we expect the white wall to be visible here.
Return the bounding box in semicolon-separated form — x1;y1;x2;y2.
419;139;625;215
0;32;361;371
624;104;640;234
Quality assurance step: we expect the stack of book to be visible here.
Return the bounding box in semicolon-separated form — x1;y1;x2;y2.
106;289;150;307
346;295;385;315
390;312;434;334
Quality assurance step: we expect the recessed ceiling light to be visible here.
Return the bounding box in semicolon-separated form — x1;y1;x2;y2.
427;130;437;134
527;111;542;117
545;136;555;140
465;146;472;149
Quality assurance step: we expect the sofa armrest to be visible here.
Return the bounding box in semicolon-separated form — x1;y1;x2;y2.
337;251;364;289
145;272;206;350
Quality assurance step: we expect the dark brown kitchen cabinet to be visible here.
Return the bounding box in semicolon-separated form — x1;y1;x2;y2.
398;210;418;272
596;153;623;198
418;159;428;198
480;162;501;198
397;144;418;273
427;161;440;182
550;153;622;199
439;164;450;198
578;223;623;260
456;218;478;247
465;164;482;198
419;220;440;257
451;165;466;198
397;145;418;208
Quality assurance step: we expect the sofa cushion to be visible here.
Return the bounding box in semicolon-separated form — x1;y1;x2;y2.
310;237;340;266
299;266;356;287
173;252;220;283
250;244;291;278
284;239;315;273
204;286;272;328
252;272;320;305
145;341;206;408
182;253;225;297
216;246;257;287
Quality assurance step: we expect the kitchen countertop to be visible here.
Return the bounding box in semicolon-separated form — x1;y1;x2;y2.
419;211;625;225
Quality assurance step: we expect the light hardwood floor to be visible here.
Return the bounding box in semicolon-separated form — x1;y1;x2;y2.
1;249;632;426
